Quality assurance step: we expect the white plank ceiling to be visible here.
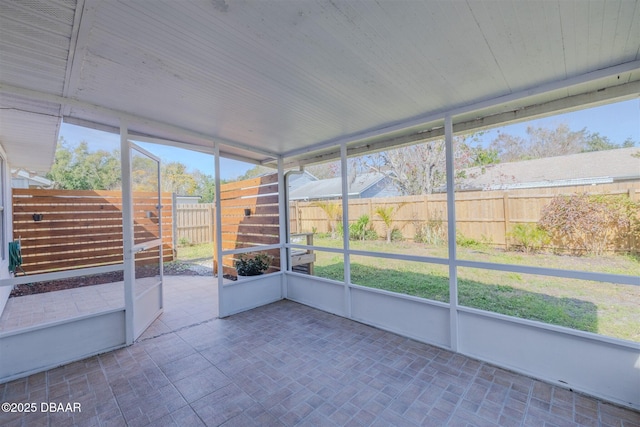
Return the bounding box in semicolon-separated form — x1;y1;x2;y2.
1;0;639;172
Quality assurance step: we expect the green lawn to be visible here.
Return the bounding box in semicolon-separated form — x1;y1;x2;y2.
176;242;213;262
175;239;640;342
312;237;640;342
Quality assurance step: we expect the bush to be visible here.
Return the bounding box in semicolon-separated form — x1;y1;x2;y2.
507;223;550;254
539;193;637;256
456;232;491;249
348;214;379;241
365;228;379;241
235;253;272;276
414;219;446;245
335;216;378;241
350;214;370;241
178;236;191;247
390;227;404;242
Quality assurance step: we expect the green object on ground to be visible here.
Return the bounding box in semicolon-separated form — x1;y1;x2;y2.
9;240;25;275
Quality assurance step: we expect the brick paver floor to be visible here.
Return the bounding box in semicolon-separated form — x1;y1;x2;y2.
1;298;638;426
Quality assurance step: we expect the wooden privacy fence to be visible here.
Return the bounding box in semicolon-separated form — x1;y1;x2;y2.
214;174;281;276
289;182;639;253
13;189;173;274
174;202;214;245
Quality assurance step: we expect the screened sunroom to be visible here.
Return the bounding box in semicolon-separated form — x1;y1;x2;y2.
0;0;638;423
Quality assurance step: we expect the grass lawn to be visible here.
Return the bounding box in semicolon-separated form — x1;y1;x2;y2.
176;242;213;262
177;239;639;342
312;237;640;342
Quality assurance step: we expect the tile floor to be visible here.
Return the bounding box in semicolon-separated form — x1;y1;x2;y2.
1;279;639;426
0;275;219;333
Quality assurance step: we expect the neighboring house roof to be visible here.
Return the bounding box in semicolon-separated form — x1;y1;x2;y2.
289;171;399;201
11;169;54;189
459;147;640;191
287;170;318;189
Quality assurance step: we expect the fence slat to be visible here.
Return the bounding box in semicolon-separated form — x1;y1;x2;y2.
12;189;173;274
292;181;639;252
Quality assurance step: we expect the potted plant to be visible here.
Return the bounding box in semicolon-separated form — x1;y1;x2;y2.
235;253;272;277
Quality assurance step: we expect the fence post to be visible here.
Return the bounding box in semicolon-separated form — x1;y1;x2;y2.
503;193;510;250
423;195;429;220
209;203;215;243
172;193;177;255
291;200;298;234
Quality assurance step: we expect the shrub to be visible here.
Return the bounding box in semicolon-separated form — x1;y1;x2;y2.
539;193;637;256
414;220;446;245
456;232;491;249
390;227;404;242
350;214;370;241
178;236;191;247
507;223;550;254
349;214;379;241
365;228;379;241
336;215;378;241
235;253;272;276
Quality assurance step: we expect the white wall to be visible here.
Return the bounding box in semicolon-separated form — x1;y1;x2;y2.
220;273;283;317
286;273;346;317
351;286;450;348
458;309;640;410
0;310;126;382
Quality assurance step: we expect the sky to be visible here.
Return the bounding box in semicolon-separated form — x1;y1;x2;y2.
59;124;254;180
60;98;639;179
474;98;639;146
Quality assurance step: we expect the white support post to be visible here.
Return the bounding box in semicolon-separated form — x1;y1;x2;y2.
120;122;135;345
277;157;288;299
340;143;351;317
445;114;459;352
214;144;225;316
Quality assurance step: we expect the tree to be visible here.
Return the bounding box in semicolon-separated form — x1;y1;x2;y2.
162;162;198;195
47;138;121;190
375;203;407;243
583;132;636;152
364;141;446;195
359;133;491;195
306;161;340;179
489;124;637;162
237;165;276;181
48;138;219;200
314;201;341;239
193;171;217;203
490;124;587;162
131;154;158;192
